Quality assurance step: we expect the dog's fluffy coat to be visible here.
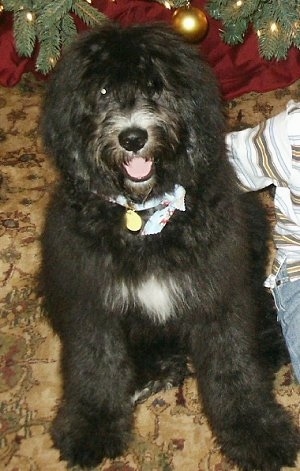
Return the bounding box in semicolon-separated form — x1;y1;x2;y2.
41;22;299;470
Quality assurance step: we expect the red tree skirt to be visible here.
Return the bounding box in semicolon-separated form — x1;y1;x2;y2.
1;0;300;100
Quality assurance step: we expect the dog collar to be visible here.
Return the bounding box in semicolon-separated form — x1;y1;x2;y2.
110;184;186;235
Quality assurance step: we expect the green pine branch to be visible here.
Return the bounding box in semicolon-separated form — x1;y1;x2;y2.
13;9;36;57
60;14;78;48
2;0;108;74
71;0;108;26
208;0;300;60
36;25;62;73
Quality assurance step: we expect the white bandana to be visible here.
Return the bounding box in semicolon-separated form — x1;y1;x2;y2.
110;184;186;235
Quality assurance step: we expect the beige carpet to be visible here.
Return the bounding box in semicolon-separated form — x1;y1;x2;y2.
1;74;300;471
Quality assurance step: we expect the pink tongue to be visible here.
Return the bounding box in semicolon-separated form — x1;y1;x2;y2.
124;157;152;179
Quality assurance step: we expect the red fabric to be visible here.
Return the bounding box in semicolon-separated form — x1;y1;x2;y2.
1;0;300;99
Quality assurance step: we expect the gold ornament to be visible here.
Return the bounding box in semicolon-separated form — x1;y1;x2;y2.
125;209;142;232
172;5;208;43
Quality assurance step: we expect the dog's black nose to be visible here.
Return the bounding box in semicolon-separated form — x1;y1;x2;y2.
118;128;148;152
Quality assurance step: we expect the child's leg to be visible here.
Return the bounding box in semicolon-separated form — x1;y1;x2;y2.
272;263;300;382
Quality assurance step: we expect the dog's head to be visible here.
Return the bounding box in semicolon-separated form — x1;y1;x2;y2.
42;22;226;202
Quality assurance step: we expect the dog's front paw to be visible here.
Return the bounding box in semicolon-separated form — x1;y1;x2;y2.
219;407;300;471
51;405;132;468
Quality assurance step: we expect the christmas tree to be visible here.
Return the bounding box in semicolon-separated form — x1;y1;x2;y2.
2;0;300;75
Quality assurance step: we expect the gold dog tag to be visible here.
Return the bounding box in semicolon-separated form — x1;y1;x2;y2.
125;209;142;232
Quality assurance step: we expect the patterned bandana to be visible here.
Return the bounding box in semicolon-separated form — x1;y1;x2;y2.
110;184;186;235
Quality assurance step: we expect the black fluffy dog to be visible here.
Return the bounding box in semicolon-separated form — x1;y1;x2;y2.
41;22;299;470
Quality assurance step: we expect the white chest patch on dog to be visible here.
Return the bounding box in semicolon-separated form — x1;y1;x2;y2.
104;275;187;322
134;276;183;323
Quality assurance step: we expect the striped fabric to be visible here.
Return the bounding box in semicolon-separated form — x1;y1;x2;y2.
226;100;300;287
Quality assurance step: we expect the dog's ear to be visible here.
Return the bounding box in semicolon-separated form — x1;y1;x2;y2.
168;47;227;170
40;31;100;185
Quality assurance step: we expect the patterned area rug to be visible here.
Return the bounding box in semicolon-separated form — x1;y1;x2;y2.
1;75;300;471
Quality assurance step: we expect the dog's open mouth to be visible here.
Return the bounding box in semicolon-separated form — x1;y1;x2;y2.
123;157;154;182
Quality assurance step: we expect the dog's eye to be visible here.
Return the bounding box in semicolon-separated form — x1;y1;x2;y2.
100;88;107;95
